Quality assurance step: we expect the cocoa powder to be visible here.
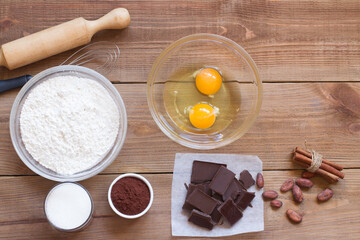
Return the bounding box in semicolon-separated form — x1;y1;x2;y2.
111;177;150;215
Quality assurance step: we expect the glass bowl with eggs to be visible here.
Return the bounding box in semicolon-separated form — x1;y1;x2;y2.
147;34;262;149
9;65;127;182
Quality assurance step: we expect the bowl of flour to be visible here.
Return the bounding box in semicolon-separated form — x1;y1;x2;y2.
9;65;127;181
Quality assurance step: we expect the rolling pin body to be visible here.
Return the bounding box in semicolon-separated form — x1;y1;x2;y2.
0;8;130;70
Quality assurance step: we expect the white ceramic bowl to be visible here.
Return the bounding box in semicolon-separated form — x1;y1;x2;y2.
9;65;127;182
108;173;154;219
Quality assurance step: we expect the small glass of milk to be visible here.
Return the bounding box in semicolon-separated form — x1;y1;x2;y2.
44;182;93;232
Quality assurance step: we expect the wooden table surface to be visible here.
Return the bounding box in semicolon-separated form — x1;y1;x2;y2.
1;0;360;239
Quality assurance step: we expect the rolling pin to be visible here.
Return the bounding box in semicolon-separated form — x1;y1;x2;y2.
0;8;130;70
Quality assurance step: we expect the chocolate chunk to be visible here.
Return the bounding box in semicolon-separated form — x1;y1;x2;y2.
182;184;207;211
185;188;218;215
209;166;235;195
239;170;255;189
191;161;227;184
210;200;223;224
186;184;205;198
222;178;244;201
218;199;243;226
234;178;246;191
182;202;194;211
235;191;255;211
188;209;216;230
201;181;212;196
212;192;223;201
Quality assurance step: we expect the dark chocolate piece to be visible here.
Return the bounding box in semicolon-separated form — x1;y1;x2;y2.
234;178;246;191
182;202;194;211
235;191;255;211
188;209;216;230
209;166;235;195
182;184;207;211
201;181;213;196
218;199;243;226
239;170;255;189
186;184;206;198
191;160;227;184
222;178;243;201
210;200;223;224
185;188;218;215
212;192;223;201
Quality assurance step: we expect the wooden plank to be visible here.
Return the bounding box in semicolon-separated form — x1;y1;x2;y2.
1;82;360;175
1;0;359;83
0;170;358;239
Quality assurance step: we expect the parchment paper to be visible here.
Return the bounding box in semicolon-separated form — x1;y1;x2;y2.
171;153;264;237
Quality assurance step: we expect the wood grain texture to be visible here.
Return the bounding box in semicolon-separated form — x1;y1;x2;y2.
0;170;359;239
0;1;359;239
1;83;360;175
0;0;359;83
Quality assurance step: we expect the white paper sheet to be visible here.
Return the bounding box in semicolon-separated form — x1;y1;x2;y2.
171;153;264;237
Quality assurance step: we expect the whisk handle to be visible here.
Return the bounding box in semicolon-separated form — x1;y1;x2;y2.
0;8;130;70
0;75;32;93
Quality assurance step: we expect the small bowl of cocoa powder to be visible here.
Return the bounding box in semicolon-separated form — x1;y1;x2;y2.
108;173;153;219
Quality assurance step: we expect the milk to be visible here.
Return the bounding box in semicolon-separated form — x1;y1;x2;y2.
45;183;93;231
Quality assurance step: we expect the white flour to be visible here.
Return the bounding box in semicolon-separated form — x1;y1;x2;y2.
20;76;120;175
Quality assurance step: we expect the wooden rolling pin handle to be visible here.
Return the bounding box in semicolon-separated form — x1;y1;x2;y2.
0;8;130;70
86;8;131;35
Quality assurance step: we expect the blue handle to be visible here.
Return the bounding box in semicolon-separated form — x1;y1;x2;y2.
0;75;32;93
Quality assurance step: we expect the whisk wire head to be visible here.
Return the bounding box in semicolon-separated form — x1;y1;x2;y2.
61;41;120;76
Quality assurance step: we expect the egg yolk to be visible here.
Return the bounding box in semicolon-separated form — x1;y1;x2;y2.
189;103;216;129
195;68;222;95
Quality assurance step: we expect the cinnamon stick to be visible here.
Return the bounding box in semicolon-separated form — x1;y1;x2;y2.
292;158;339;183
293;152;345;179
295;147;344;171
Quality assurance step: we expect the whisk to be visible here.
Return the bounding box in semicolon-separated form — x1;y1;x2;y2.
61;41;120;76
0;41;120;93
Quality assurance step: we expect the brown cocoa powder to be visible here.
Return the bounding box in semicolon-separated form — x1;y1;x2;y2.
111;177;150;215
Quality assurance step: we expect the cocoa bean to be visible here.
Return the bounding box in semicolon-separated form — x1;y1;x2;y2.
286;209;302;223
280;178;294;192
262;190;278;200
270;200;282;208
302;171;315;179
317;188;334;202
292;185;303;203
256;173;264;188
295;178;313;188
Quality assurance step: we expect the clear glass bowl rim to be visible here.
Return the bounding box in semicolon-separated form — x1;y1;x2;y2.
9;65;127;182
147;33;263;149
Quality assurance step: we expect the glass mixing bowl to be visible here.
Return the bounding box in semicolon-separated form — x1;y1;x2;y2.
9;65;127;182
147;34;262;149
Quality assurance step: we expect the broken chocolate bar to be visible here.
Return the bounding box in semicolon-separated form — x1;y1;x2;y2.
222;178;244;201
183;183;207;211
185;188;218;215
201;181;212;196
184;160;258;231
188;209;216;230
235;191;255;211
239;170;255;189
186;184;205;198
210;200;223;224
209;166;235;195
191;161;227;184
218;198;243;226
